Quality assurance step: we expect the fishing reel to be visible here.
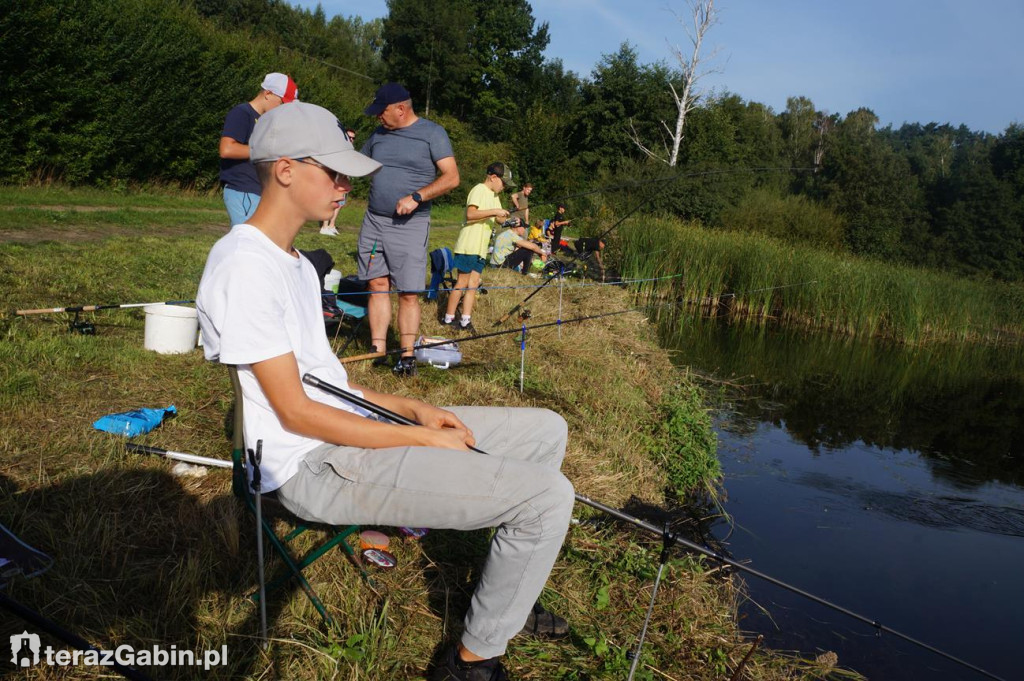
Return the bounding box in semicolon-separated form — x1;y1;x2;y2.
501;216;523;229
543;259;571;278
517;308;532;322
69;312;95;335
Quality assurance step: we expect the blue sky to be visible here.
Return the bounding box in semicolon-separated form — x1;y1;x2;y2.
301;0;1023;134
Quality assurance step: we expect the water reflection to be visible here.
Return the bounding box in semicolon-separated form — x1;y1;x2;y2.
660;315;1024;488
798;471;1024;538
659;313;1024;681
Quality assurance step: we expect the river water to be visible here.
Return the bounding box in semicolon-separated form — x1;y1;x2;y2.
662;318;1024;681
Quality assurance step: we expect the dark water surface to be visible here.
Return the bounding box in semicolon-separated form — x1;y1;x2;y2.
663;318;1024;681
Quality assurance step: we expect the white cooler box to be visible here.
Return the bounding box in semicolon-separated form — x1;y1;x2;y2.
414;336;462;369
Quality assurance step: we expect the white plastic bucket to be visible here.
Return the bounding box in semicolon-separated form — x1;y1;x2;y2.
144;304;198;354
324;269;342;293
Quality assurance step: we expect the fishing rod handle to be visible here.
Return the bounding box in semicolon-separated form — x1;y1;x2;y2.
302;373;488;456
339;350;388;364
125;443;233;469
16;306;78;315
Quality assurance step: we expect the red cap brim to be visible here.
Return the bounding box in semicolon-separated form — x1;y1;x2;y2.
282;77;298;103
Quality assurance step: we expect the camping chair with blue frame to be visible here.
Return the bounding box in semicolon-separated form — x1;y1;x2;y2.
427;247;456;301
325;276;370;354
228;365;368;627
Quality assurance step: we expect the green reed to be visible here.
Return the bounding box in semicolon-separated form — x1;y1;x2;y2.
615;216;1024;345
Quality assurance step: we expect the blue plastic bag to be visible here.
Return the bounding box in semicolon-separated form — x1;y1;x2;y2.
93;406;177;437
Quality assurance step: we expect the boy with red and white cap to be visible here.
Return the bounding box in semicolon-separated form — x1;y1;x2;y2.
218;72;298;228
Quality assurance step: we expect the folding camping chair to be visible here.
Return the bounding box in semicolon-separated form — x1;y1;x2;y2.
227;365;366;626
325;276;370;353
427;247;456;301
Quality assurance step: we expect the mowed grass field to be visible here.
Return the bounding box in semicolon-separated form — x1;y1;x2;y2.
0;186;851;680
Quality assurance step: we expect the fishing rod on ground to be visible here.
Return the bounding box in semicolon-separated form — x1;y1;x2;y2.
299;372;1009;681
339;308;634;365
126;443;232;469
14;299;196;335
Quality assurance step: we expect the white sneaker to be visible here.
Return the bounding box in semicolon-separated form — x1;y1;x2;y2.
320;225;339;236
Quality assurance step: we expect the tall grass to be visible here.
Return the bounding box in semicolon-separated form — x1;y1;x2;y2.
617;216;1024;345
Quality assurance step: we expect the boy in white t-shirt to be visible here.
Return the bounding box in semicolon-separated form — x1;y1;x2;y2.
196;102;572;681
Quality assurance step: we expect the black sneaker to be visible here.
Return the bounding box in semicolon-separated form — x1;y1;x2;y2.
392;356;417;377
517;602;569;639
429;646;509;681
458;320;477;334
371;353;391;369
440;317;456;327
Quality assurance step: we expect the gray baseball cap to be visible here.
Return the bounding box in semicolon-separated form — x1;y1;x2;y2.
250;102;381;178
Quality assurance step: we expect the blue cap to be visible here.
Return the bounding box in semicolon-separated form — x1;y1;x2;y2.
364;83;411;116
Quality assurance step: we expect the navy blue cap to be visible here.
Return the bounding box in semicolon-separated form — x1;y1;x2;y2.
364;83;411;116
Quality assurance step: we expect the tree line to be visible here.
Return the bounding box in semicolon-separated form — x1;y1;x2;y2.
3;0;1022;280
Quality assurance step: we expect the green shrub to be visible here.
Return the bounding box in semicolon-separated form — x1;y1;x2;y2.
721;187;846;250
648;383;720;499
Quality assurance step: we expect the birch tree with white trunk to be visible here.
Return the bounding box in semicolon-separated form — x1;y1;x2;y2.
629;0;720;167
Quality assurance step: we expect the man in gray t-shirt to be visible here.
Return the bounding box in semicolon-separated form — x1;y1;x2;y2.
356;83;460;377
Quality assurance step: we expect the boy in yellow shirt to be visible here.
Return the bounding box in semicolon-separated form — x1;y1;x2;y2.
443;162;514;333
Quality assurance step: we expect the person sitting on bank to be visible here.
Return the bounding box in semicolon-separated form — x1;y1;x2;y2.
491;218;547;274
527;219;547;244
574;236;606;282
195;104;572;681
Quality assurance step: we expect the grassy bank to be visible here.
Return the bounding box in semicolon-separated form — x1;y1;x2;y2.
0;187;847;679
616;215;1024;346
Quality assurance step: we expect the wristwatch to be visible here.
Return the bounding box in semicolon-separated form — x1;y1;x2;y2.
411;191;423;204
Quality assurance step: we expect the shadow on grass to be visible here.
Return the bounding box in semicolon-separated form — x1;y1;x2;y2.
417;527;490;674
0;469;315;679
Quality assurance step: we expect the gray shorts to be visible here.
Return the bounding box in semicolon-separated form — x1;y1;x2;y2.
357;210;430;292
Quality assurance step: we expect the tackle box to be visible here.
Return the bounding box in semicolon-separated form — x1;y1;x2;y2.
414;336;462;369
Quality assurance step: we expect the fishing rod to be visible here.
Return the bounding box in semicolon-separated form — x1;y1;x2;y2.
596;193;659;242
300;373;1009;681
15;299;195;335
15;299;195;316
572;496;1006;681
340;308;633;364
